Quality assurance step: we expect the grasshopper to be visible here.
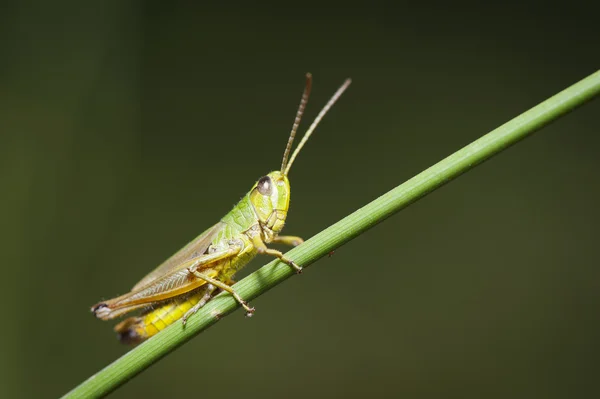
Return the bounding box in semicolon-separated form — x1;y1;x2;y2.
92;74;351;343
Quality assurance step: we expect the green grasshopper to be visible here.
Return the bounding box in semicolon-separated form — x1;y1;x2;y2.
92;74;351;342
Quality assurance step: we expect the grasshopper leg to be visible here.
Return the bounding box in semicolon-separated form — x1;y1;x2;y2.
187;269;255;316
258;247;303;273
254;237;303;273
181;284;217;325
271;235;304;247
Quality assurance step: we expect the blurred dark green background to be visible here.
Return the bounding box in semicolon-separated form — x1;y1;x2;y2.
1;2;599;398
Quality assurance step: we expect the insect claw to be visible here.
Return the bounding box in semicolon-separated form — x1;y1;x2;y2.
242;302;256;317
290;261;303;274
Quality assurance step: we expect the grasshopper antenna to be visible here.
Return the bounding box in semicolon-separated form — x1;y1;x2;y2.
281;73;313;173
283;77;352;176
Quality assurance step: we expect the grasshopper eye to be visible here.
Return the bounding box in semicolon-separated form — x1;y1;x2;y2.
257;176;272;196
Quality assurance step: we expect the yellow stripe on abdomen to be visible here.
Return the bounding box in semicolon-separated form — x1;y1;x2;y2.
114;290;206;344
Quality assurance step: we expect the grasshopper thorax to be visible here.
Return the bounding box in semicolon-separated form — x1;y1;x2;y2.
249;171;290;235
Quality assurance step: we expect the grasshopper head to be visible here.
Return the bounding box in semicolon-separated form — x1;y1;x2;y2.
250;170;290;234
251;74;351;236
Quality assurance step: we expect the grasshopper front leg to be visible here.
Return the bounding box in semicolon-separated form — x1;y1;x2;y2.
253;235;303;273
271;235;304;247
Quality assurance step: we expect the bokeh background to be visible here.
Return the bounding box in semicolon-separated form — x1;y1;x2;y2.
1;2;599;398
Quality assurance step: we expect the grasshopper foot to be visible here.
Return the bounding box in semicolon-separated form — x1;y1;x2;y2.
291;261;303;274
244;304;256;318
181;310;195;326
241;300;255;317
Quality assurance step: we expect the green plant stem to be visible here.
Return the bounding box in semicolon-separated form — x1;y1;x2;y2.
63;70;600;398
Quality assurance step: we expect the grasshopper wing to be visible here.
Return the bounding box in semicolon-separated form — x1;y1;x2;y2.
92;244;240;320
92;222;242;320
132;222;224;291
